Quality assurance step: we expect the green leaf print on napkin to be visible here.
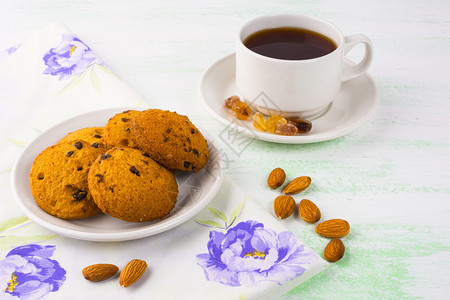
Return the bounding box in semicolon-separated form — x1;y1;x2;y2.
207;207;227;223
0;217;56;250
4;137;28;148
90;68;102;95
195;198;246;230
56;64;111;96
0;217;29;232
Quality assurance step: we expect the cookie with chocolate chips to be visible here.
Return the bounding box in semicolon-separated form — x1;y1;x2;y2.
103;110;140;148
88;147;178;222
130;109;209;172
58;127;108;151
29;141;103;219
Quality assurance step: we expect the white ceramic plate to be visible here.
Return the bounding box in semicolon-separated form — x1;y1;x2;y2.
199;53;379;144
11;107;224;242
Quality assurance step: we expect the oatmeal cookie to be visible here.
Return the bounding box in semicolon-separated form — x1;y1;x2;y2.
104;110;140;148
58;127;107;151
88;147;178;222
29;141;103;219
130;109;209;172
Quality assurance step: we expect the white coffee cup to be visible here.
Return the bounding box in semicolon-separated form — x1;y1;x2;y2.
235;14;373;119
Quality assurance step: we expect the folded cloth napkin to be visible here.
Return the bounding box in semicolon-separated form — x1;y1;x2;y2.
0;22;328;299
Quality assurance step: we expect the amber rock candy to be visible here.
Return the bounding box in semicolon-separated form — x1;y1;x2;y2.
252;112;267;131
275;122;298;136
224;95;240;109
231;101;252;120
265;115;287;133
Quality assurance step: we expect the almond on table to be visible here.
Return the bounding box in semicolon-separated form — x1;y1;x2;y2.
82;264;119;282
267;167;286;189
274;195;296;219
315;219;350;238
324;238;345;262
283;176;311;194
119;259;147;287
298;199;321;223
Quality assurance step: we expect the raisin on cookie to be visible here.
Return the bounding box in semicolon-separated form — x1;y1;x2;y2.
88;147;179;222
130;109;209;172
29;141;103;219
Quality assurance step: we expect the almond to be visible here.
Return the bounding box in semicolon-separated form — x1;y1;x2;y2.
274;195;296;219
119;259;147;287
298;199;321;223
315;219;350;238
267;168;286;189
324;238;345;262
82;263;119;282
283;176;311;194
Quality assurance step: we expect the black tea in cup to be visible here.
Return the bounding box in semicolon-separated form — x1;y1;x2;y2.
243;27;337;60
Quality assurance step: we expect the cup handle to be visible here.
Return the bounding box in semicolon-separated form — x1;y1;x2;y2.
342;34;373;81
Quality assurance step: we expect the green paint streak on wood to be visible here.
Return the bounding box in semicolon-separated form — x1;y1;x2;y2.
227;139;450;195
282;224;450;299
393;139;449;148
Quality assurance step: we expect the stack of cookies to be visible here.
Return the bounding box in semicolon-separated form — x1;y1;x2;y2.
29;109;209;222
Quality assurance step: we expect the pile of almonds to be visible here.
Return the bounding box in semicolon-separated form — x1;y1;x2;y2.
82;259;147;287
268;167;348;262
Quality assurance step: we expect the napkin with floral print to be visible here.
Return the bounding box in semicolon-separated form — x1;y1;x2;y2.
0;22;328;299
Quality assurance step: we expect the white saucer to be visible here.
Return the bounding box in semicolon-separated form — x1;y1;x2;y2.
11;107;225;242
198;54;379;144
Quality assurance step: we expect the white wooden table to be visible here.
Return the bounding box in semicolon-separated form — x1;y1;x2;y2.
1;0;449;298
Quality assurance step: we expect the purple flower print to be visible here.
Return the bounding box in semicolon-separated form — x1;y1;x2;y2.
0;44;20;60
0;244;66;299
6;46;19;55
196;220;310;287
43;34;104;80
